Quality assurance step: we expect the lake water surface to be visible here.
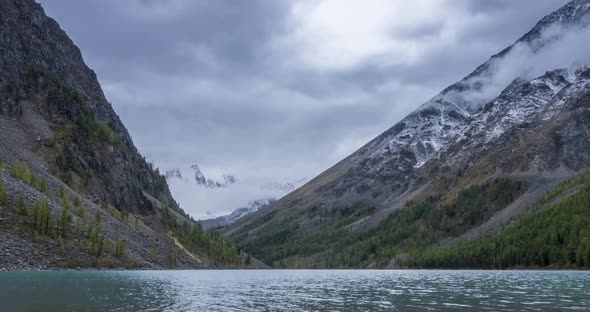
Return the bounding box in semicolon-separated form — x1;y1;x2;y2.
0;270;588;311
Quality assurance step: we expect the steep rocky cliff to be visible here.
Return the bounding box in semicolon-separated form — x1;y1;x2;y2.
0;0;256;269
0;0;178;215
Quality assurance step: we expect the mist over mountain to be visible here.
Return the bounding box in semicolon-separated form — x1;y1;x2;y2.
165;164;237;189
164;163;306;219
35;0;573;224
225;0;590;269
200;198;276;230
0;0;260;270
3;0;590;275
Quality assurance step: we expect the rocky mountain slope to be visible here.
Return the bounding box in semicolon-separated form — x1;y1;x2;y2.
0;0;260;269
225;0;590;268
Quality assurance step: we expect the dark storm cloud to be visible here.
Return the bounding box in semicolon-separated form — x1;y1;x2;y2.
459;0;570;44
37;0;572;217
41;0;290;79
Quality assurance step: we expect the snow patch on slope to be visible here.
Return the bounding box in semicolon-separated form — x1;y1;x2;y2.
362;4;590;172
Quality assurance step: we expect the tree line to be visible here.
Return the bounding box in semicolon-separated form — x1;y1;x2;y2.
407;172;590;269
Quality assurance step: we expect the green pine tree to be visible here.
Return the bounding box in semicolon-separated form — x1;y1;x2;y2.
114;238;124;259
17;194;27;216
29;173;37;187
39;178;48;194
61;190;71;209
59;207;72;238
0;177;8;207
32;199;52;235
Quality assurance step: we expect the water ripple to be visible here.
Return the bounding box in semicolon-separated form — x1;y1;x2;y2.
0;270;588;311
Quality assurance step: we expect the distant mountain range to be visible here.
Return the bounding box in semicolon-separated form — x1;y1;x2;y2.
165;164;238;189
165;164;304;192
200;198;276;230
165;164;307;226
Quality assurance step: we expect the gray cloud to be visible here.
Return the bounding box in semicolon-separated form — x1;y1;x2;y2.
38;0;571;218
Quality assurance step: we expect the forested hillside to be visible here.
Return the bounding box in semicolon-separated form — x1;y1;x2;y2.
408;170;590;269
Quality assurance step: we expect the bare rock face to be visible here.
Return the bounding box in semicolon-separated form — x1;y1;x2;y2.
0;0;177;215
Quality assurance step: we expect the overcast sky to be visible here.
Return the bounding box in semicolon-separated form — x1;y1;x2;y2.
37;0;569;218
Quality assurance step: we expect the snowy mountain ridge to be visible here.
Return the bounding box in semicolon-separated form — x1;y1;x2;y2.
200;198;276;230
224;0;590;268
357;0;590;177
165;164;238;189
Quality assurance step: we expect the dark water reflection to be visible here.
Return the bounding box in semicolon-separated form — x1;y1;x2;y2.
0;270;588;311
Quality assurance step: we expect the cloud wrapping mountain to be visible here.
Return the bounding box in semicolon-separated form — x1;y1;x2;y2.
37;0;570;217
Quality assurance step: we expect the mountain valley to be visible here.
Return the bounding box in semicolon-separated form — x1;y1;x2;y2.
224;0;590;269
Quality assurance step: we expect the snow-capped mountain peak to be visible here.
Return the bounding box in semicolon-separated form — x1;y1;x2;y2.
363;1;590;172
167;164;238;189
164;168;182;179
190;164;208;185
200;198;276;229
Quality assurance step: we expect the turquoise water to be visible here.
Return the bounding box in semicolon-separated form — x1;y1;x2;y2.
0;270;588;311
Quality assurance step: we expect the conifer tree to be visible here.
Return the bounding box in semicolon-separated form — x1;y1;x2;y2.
115;238;124;259
0;177;7;207
17;194;27;216
39;178;48;194
59;206;72;238
74;197;86;221
61;190;71;209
